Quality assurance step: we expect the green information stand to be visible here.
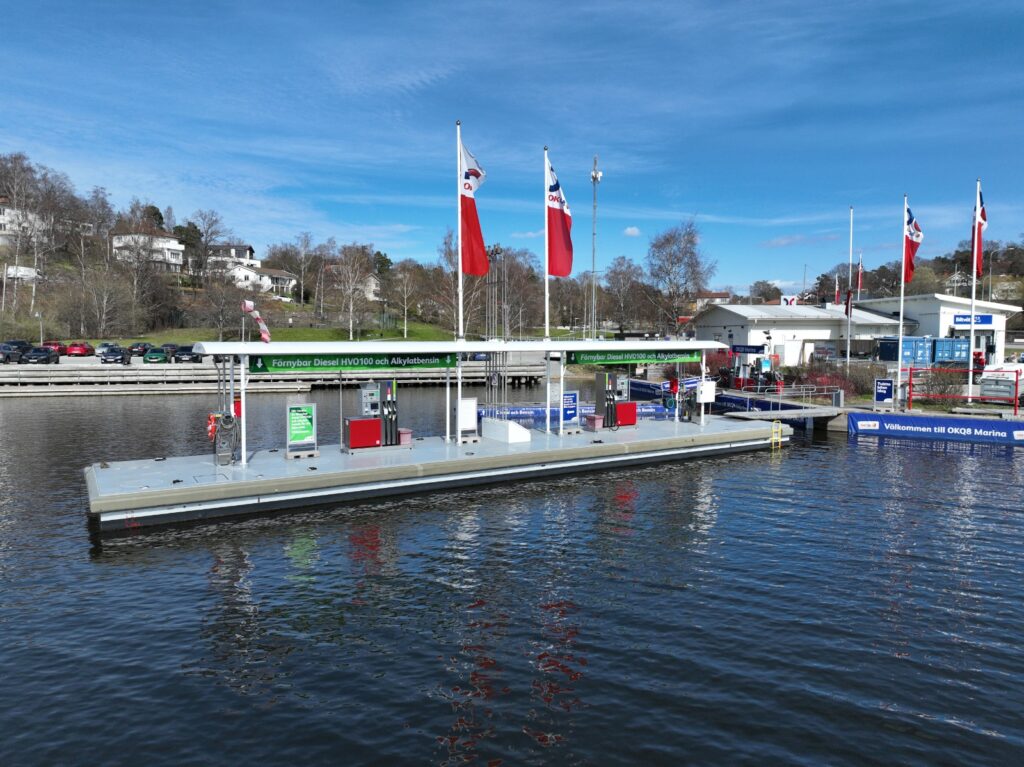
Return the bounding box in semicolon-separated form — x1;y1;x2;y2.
286;403;319;459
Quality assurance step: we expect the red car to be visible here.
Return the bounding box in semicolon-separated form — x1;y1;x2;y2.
66;341;95;357
43;339;68;355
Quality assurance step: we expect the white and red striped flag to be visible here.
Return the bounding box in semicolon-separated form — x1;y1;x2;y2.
545;154;573;277
459;140;488;275
857;254;863;291
834;275;840;304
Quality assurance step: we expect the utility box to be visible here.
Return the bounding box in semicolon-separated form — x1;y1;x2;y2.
697;380;717;404
344;416;381;449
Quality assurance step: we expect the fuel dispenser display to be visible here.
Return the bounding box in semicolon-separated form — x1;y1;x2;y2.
359;382;381;417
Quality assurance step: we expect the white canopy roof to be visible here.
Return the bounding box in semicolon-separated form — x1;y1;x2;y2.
194;338;726;356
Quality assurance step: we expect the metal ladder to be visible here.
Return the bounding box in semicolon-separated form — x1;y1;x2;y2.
770;420;784;451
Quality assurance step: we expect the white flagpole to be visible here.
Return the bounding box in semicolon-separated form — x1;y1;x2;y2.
897;195;908;410
968;177;980;402
544;146;550;340
455;121;464;438
846;205;853;373
456;120;464;341
544;147;551;434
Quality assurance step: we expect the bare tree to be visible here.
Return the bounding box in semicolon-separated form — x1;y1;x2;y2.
645;220;716;331
604;255;644;329
295;231;314;305
435;228;487;338
390;259;421;338
189;209;230;284
327;242;374;339
0;153;38;317
201;272;248;341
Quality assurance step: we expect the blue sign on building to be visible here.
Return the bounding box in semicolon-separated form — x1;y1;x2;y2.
952;314;993;326
731;344;766;354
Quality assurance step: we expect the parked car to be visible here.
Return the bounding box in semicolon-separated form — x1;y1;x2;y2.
160;343;180;358
173;344;204;363
99;345;131;365
42;339;68;355
4;340;32;356
128;342;154;356
143;347;169;364
0;342;24;364
18;346;60;365
96;342;118;355
67;341;95;357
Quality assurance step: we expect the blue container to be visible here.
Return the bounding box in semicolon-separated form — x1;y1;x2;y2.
877;337;933;366
932;338;970;363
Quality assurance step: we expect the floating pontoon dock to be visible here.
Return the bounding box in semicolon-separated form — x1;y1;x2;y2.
84;339;792;533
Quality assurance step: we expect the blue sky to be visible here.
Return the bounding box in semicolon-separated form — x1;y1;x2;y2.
2;0;1022;292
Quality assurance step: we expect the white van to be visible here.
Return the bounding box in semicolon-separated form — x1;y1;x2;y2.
979;363;1024;403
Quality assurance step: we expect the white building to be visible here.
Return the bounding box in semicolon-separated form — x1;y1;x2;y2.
856;293;1021;364
694;303;900;366
209;243;256;264
112;230;185;272
0;196;44;252
213;259;296;297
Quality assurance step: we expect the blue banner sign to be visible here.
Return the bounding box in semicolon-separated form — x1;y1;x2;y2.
953;314;993;326
562;391;579;424
731;344;766;354
874;378;894;404
849;412;1024;446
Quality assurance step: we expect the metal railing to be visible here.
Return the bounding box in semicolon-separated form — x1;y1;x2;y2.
738;383;844;410
907;366;1020;416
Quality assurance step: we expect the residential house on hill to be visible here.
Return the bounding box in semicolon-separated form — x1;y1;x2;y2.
112;227;185;273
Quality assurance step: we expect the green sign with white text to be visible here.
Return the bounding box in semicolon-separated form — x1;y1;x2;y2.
566;350;701;365
287;404;316;446
251;353;457;374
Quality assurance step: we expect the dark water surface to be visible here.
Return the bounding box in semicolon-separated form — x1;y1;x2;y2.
2;389;1023;765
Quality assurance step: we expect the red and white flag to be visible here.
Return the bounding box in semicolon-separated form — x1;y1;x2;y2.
904;207;923;283
973;186;988;278
459;140;488;275
834;275;840;304
545;154;573;277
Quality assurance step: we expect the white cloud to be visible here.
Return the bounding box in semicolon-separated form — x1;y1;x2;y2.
510;229;544;239
623;226;641;237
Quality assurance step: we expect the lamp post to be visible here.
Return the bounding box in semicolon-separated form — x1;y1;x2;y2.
35;311;43;345
590;156;602;340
